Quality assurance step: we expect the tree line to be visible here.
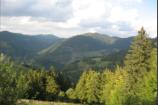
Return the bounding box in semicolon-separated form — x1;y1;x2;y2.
0;27;157;105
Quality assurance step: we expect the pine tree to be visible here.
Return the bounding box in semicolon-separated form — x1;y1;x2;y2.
75;71;89;103
85;71;101;104
101;67;127;105
100;70;114;104
75;70;101;104
138;48;157;105
124;27;152;74
124;27;154;105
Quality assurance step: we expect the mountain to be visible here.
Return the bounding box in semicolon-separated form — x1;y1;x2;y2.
0;31;142;83
0;31;61;60
0;31;156;83
36;33;133;69
0;31;133;69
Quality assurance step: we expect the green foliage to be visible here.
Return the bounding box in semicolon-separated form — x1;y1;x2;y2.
58;91;66;97
46;71;60;100
0;54;18;105
16;72;29;99
137;48;157;105
100;67;127;105
63;51;126;84
124;27;152;75
149;48;157;71
75;70;101;104
74;71;88;102
73;27;157;105
23;70;60;100
0;53;70;103
55;72;71;91
66;88;75;100
123;27;156;105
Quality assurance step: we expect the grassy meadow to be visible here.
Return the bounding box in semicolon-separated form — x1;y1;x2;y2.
18;99;83;105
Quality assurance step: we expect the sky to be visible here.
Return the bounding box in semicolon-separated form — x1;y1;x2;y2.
0;0;157;38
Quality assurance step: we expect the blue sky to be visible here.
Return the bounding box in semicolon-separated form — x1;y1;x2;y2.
0;0;157;38
139;0;156;20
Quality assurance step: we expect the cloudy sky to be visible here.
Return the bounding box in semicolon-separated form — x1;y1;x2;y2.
0;0;157;38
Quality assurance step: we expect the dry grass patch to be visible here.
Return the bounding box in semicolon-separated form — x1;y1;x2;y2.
18;99;82;105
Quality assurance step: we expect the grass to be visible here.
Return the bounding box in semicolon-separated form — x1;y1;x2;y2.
18;99;83;105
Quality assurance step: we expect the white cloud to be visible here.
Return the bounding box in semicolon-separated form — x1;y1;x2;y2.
0;0;157;38
72;0;106;20
108;7;138;23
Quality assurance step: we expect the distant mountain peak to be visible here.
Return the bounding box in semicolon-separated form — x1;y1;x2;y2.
78;32;113;38
0;31;59;38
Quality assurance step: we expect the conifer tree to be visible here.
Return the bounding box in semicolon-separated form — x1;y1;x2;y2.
85;71;101;104
138;48;157;105
75;70;101;104
124;27;152;75
101;67;127;105
124;27;154;105
100;70;114;104
75;71;89;103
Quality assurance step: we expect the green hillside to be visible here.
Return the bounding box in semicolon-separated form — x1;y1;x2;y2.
36;33;133;69
0;31;60;60
1;31;156;83
62;49;128;83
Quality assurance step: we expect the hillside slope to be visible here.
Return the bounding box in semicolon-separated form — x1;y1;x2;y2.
0;31;61;60
36;33;133;68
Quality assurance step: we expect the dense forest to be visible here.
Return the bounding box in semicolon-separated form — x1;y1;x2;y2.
0;28;157;105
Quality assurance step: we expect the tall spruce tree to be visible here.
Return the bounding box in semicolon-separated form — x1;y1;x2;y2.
124;27;153;105
124;27;152;73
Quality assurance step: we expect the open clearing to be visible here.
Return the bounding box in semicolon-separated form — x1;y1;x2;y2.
18;99;83;105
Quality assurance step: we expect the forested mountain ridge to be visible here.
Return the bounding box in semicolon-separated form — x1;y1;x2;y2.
0;31;156;72
0;31;61;60
36;33;133;68
0;31;134;83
